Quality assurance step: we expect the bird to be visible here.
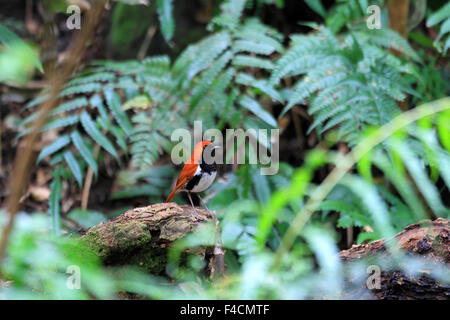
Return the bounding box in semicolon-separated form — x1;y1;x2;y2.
166;141;219;217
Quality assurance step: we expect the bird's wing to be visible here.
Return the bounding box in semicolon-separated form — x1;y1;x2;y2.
166;163;198;202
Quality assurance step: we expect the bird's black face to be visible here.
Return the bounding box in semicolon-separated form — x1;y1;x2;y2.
201;144;218;173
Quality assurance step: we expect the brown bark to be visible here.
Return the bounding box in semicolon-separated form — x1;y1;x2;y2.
387;0;410;38
340;218;449;299
386;0;410;111
82;203;223;276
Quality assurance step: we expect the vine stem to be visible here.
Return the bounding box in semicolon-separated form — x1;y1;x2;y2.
0;1;106;269
271;97;450;269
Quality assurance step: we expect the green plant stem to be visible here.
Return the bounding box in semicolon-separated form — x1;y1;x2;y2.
271;97;450;270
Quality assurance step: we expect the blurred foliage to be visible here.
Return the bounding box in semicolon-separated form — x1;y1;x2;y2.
1;0;450;299
426;2;450;55
110;2;153;53
0;23;43;84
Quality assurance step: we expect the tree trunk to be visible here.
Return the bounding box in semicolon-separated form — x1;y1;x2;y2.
82;203;223;276
387;0;410;38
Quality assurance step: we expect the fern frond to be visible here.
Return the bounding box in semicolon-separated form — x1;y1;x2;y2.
210;0;247;30
37;135;71;163
63;150;83;188
71;131;98;177
58;82;103;97
104;88;133;135
427;2;450;54
232;55;274;70
80;111;119;160
190;50;233;110
239;95;277;127
272;26;418;144
173;32;231;80
65;72;116;86
157;0;175;45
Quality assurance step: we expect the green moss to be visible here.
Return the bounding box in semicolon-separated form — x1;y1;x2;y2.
126;245;169;274
81;204;212;275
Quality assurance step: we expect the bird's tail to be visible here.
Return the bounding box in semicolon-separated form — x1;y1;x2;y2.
166;189;178;202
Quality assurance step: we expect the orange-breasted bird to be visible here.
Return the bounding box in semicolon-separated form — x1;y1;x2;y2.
166;141;219;217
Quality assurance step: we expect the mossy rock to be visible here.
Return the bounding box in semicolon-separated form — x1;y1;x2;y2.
82;203;212;275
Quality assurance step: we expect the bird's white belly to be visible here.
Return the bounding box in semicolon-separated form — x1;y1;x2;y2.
191;171;216;192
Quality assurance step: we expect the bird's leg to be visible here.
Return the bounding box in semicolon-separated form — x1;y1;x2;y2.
197;194;209;211
197;194;216;219
187;191;200;218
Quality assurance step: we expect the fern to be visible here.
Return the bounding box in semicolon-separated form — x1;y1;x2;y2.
22;56;175;185
271;26;419;145
173;4;284;146
157;0;175;45
427;2;450;55
49;166;62;236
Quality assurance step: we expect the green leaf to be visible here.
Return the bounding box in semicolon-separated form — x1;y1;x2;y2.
235;73;283;102
80;111;119;160
189;51;232;110
357;149;373;182
71;131;98;178
110;125;128;153
0;23;43;72
357;231;380;244
211;0;246;28
393;141;448;217
157;0;175;45
342;176;396;240
37;135;71;163
305;0;326;17
40;115;80;134
318;199;372;226
232;55;274;70
303;227;342;296
337;214;355;228
427;3;450;27
110;185;161;199
49;166;62;236
67;209;107;229
50;97;88;116
110;3;151;54
64;150;83;188
256;167;313;247
239;95;277;127
437;109;450;152
252;172;271;204
104;88;133;135
122;95;151;110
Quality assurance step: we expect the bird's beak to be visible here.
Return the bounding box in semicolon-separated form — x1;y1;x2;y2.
213;146;221;149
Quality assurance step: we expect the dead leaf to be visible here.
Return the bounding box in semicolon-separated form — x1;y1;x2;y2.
29;185;51;202
36;168;52;186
